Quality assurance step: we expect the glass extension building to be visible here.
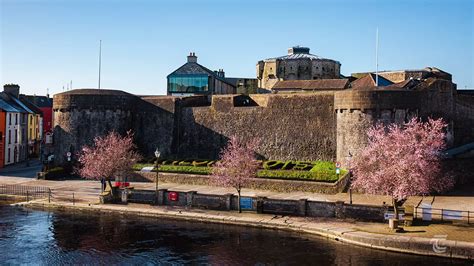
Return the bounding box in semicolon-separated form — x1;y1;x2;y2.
167;53;236;96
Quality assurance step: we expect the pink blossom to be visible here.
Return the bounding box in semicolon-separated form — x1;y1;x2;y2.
211;136;260;212
351;117;454;201
76;131;142;182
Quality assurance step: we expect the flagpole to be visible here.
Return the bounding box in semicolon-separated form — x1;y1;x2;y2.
98;40;102;89
375;28;379;87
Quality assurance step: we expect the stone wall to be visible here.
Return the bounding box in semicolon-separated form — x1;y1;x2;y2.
53;89;138;165
174;93;337;161
127;188;388;222
53;80;471;168
334;90;422;166
454;92;474;145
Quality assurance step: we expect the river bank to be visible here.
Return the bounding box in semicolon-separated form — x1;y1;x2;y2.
12;199;474;261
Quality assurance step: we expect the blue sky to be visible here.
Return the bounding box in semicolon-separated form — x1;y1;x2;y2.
1;0;473;96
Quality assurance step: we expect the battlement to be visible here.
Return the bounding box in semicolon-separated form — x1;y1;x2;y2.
53;89;138;111
334;89;421;112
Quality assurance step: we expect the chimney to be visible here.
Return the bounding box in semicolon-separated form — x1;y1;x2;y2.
4;84;20;98
187;52;197;63
218;69;225;78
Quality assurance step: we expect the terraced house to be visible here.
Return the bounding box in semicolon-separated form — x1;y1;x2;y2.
0;84;44;167
19;96;43;156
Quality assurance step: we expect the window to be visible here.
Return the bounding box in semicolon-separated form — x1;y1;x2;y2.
16;114;18;125
9;114;11;125
30;128;32;138
8;130;11;144
168;75;209;93
8;148;10;163
15;129;17;143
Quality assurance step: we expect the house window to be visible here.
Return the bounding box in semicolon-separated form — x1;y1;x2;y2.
8;148;10;163
9;114;11;125
16;114;18;125
15;129;17;143
8;130;11;144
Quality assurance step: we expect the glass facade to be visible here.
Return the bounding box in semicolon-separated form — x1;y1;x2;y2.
168;74;209;93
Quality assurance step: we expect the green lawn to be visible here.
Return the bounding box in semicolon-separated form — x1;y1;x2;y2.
133;161;346;183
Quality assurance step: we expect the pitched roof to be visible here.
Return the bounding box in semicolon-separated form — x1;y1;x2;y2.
384;79;422;90
168;62;235;88
19;96;42;114
350;74;393;89
0;97;22;113
272;79;349;91
0;92;29;113
22;95;53;108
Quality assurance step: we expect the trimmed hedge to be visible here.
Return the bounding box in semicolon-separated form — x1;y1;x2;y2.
257;170;339;183
132;163;153;171
159;165;212;175
133;164;344;183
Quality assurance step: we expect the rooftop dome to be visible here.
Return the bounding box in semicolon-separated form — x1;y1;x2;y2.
265;46;331;61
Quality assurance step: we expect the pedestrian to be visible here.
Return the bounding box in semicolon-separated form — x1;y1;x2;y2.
101;178;106;192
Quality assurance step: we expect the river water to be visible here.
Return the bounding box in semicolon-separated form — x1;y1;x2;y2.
0;205;469;265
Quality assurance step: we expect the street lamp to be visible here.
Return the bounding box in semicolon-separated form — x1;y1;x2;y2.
154;148;161;205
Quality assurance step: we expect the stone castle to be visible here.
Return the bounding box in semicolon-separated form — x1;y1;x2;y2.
257;46;341;89
53;49;474;167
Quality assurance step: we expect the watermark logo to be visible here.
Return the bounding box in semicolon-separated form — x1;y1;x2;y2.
430;235;447;253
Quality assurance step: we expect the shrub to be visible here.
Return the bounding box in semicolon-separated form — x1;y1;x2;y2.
45;167;66;179
132;163;154;171
257;170;339;183
158;165;212;175
263;160;285;170
310;161;336;172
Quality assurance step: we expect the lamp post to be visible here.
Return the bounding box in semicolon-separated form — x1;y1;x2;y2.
154;148;161;205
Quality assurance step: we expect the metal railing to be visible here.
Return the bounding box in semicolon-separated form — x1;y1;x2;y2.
0;184;51;202
414;206;472;224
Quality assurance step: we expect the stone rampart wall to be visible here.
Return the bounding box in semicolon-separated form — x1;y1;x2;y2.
175;93;337;161
454;93;474;145
53;81;471;167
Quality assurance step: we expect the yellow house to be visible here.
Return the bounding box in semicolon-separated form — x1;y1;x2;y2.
26;110;41;156
18;95;43;157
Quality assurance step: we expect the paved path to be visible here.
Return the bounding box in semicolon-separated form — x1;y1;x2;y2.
1;175;473;212
0;160;42;178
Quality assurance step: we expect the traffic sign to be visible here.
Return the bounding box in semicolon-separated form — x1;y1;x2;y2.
66;152;71;157
335;162;341;168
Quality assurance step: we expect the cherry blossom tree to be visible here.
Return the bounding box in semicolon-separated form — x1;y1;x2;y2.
211;136;260;213
76;131;142;195
351;117;454;222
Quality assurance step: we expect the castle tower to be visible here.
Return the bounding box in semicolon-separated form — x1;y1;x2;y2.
256;46;341;90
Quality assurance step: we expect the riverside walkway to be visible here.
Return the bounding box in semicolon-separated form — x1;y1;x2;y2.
1;174;474;212
1;175;474;260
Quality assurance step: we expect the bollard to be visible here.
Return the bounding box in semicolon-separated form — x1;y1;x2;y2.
349;188;353;204
73;193;75;205
48;190;51;203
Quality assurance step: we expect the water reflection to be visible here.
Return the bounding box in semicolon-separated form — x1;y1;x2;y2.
0;205;468;265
